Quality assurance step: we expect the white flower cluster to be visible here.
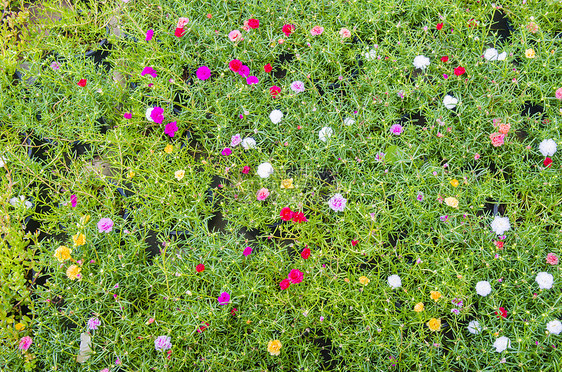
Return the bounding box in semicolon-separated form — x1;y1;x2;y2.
483;48;507;61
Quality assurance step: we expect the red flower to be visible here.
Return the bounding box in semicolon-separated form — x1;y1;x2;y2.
248;19;259;29
301;248;311;260
196;264;205;273
288;269;303;284
197;322;210;333
440;56;449;63
241;166;250;174
495;307;507;318
495;241;504;250
175;27;185;37
544;157;553;168
436;23;443;30
229;59;242;72
454;66;465;76
279;278;291;290
282;24;295;36
280;207;294;221
231;308;238;316
270;85;281;98
264;63;272;73
292;211;307;223
351;240;358;247
77;79;87;87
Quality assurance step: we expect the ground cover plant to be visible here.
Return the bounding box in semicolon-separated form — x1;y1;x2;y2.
1;0;562;370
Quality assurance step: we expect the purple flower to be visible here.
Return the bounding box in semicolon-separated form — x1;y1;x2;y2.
97;218;114;233
390;124;403;135
154;335;172;351
238;65;250;77
217;292;230;305
328;193;347;212
440;215;448;222
196;66;211;80
451;308;460;315
145;29;154;41
246;76;259;85
87;317;101;330
243;246;252;256
416;193;423;202
221;148;232;156
50;61;60;70
164;121;178;137
70;194;77;207
123;112;132;119
443;74;448;79
141;66;157;78
231;134;242;147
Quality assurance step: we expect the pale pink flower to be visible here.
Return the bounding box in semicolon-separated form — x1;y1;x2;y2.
490;132;505;147
290;81;305;93
339;28;351;38
310;26;324;36
256;188;270;201
228;30;243;42
176;17;189;29
390;124;403;135
556;87;562;100
547;253;559;265
97;218;114;233
474;153;480;160
328;193;347;212
231;134;242;147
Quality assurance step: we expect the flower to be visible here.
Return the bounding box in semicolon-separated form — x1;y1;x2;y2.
467;320;481;334
197;322;209;333
290;81;305;93
145;29;154;41
264;63;272;73
230;134;242;147
282;24;295;36
539;139;557;156
154;335;172;351
328;193;347;212
124;112;132;119
66;265;81;280
164;122;178;137
50;61;60;70
343;117;355;126
454;66;465;76
490;132;505;147
217;292;230;305
430;291;442;301
176;17;189;28
257;162;274;178
18;336;32;351
359;276;370;286
77;79;87;87
280;178;294;189
246;76;259;85
196;66;211;80
248;19;259;29
319;127;333;142
256;188;270;201
279;278;291;290
547;320;562;335
436;23;443;30
493;336;510;352
301;248;311;259
97;218;113;233
413;55;430;69
427;318;441;331
526;21;539;33
238;65;250;77
525;48;536;58
146;107;164;124
310;26;324;36
387;274;401;289
288;269;303;284
491;216;511;235
269;110;283;124
241;137;256;150
450;179;459;187
88;317;101;330
10;195;32;209
414;302;424;312
440;215;448;222
54;246;72;262
496;307;507;318
221;148;232;156
196;264;205;273
544;157;553;168
440;56;449;63
292;212;307;223
364;49;377;61
547;253;559;265
556;87;562;100
241;166;250;174
498;123;510;135
444;197;459;209
484;48;507;61
536;272;554;289
339;28;351;38
476;281;492;296
243;247;253;256
72;233;85;247
70;194;77;207
389;124;403;135
174;28;185;37
270;85;281;98
141;66;157;78
417;192;424;201
443;95;458;109
267;340;282;356
228;30;243;42
280;207;294;221
229;59;242;72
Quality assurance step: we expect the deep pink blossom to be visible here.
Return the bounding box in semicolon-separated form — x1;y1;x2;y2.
150;107;164;124
141;66;157;78
243;246;253;256
238;65;250;77
288;269;303;284
145;29;154;41
19;336;32;351
221;148;232;156
246;76;259;85
217;292;230;305
70;194;77;207
164;121;178;137
123;112;132;119
196;66;211;80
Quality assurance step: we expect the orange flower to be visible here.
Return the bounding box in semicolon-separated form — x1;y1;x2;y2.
430;291;442;302
427;318;441;331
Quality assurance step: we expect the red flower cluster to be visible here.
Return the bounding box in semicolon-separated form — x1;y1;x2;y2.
280;269;304;290
229;59;242;72
279;207;307;223
440;56;449;63
301;248;311;259
436;23;443;30
264;63;272;73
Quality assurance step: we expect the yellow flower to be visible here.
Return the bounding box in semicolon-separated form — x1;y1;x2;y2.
280;178;294;189
427;318;441;332
525;48;535;59
430;291;442;302
15;323;25;331
164;144;173;154
127;170;135;178
414;302;424;312
79;215;90;225
72;233;85;247
450;179;459;187
444;197;459;209
175;169;185;181
267;340;282;356
66;265;81;280
358;276;370;286
54;246;72;262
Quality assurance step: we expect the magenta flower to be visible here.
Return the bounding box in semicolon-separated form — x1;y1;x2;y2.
141;66;157;78
50;61;60;70
256;187;270;201
145;29;154;41
154;335;172;351
18;336;32;351
328;193;347;212
390;124;403;135
70;194;77;207
164;121;178;137
246;76;259;85
196;66;211;80
242;166;250;174
288;269;304;284
217;292;230;305
221;148;232;156
97;218;114;233
150;107;164;124
123;112;132;119
238;65;250;77
243;247;253;256
87;317;101;330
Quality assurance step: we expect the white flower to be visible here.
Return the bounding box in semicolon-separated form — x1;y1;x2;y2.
443;95;458;110
269;110;283;124
0;156;6;167
241;137;256;150
387;274;401;289
539;139;557;157
364;49;377;61
484;48;499;61
343;117;355;126
319;127;333;142
491;216;510;235
476;281;492;296
468;320;482;335
546;320;562;335
256;162;274;178
145;107;155;122
497;52;507;60
9;195;32;209
290;81;305;93
493;336;510;353
413;55;430;69
536;272;554;289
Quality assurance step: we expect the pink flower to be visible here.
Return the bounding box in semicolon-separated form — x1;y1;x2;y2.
474;153;480;160
390;124;403;135
280;278;291;290
221;148;232;156
145;29;154;41
339;28;351;38
288;269;303;284
50;61;60;70
292;212;307;223
164;121;178;137
228;30;243;42
256;188;270;201
123;112;132;119
150;107;164;124
97;218;114;233
328;193;347;212
196;66;211;80
246;76;259;85
248;19;259;29
556;87;562;100
243;246;253;256
290;81;305;93
280;207;294;221
231;134;242;147
141;66;157;78
238;65;250;77
490;132;505;147
270;86;281;98
88;317;101;330
217;292;230;305
176;17;189;29
310;26;324;36
70;194;77;207
18;336;32;351
242;166;250;174
282;24;295;36
547;253;559;265
197;322;209;333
